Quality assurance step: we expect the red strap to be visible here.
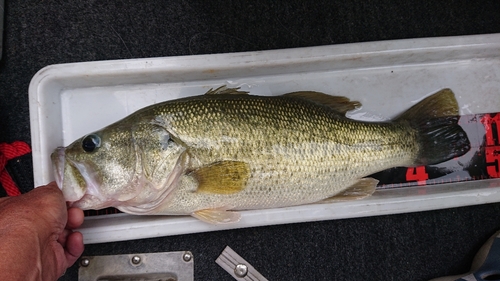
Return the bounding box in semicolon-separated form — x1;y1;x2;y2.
0;141;31;196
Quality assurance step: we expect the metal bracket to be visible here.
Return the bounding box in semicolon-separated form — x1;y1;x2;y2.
216;246;268;281
78;251;194;281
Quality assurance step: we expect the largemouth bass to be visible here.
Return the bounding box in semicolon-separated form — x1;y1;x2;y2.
51;86;470;224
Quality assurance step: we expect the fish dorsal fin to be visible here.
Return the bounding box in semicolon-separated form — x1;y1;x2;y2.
318;178;378;203
191;161;250;194
284;91;361;115
204;86;249;95
395;88;458;121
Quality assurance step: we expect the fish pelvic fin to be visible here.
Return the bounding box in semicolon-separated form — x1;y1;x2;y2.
284;91;361;115
397;89;471;165
318;178;378;203
191;161;250;194
204;85;249;95
192;209;241;224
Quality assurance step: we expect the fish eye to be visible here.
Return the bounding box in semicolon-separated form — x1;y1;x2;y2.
82;134;101;153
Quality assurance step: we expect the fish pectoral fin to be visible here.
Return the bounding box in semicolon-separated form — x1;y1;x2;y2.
191;161;250;194
204;85;249;95
319;178;378;203
284;91;361;115
192;209;241;224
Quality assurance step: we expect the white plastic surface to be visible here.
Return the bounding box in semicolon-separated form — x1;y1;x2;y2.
29;33;500;244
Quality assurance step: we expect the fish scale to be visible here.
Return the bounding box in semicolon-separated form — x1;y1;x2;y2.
140;94;419;215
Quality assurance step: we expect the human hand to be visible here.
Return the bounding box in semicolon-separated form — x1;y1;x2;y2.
0;182;84;281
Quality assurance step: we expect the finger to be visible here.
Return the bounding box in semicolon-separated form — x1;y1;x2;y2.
44;181;61;191
67;207;84;229
64;232;84;267
57;228;72;245
9;183;68;240
27;182;66;212
31;182;63;199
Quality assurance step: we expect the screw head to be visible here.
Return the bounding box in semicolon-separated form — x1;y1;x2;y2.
131;255;141;265
234;263;248;278
80;258;90;267
183;251;193;262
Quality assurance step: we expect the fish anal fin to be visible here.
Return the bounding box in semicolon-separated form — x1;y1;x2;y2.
192;209;241;224
191;161;250;194
319;178;378;203
204;85;248;95
284;91;361;115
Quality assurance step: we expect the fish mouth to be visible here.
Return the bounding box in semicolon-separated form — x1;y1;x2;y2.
51;147;66;191
51;147;88;203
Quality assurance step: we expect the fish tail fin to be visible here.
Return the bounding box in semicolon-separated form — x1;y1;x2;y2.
396;89;471;166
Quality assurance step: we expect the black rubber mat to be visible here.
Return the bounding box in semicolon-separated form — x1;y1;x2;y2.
1;1;500;280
